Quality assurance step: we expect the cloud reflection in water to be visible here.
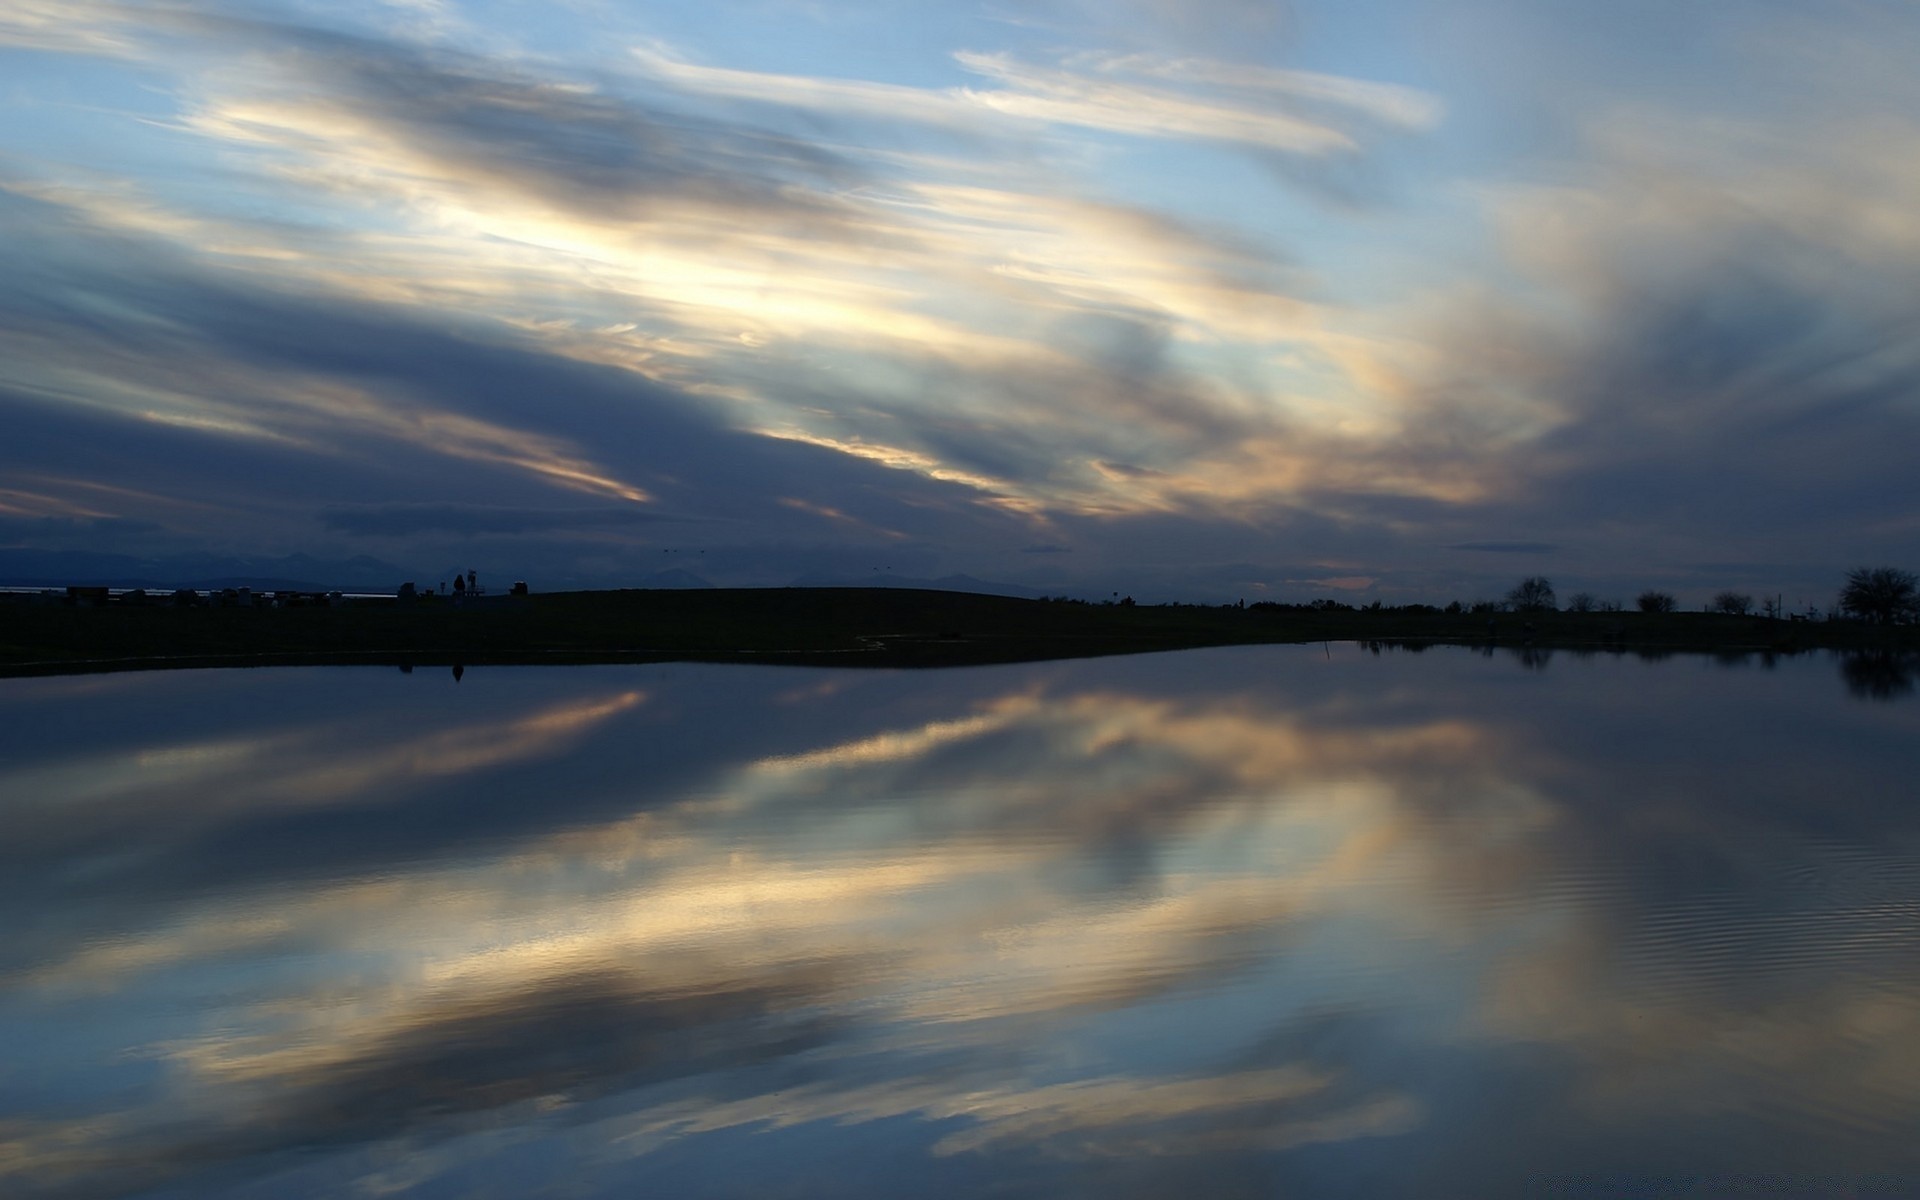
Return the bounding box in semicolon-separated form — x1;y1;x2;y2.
0;646;1917;1197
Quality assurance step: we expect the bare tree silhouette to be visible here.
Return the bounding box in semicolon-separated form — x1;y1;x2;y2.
1710;591;1753;616
1506;576;1557;612
1838;567;1918;625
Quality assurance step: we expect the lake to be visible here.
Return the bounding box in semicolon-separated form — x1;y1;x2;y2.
2;644;1917;1198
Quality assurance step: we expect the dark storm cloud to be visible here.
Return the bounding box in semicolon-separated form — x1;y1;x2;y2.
1447;542;1557;554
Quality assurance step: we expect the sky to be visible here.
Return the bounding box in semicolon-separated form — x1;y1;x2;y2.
1;0;1917;604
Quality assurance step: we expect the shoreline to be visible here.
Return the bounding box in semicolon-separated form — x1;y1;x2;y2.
4;585;1915;678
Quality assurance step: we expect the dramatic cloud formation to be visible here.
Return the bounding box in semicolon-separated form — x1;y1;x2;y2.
0;0;1914;600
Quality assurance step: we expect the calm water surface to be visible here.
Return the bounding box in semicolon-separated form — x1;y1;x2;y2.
2;645;1918;1198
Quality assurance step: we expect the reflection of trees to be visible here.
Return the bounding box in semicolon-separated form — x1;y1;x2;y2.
1506;645;1554;671
1840;651;1918;701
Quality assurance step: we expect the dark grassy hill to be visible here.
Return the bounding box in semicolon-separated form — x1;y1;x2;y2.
2;588;1913;676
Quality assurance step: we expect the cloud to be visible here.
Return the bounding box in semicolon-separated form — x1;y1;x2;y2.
0;513;163;545
5;0;1917;601
628;45;998;135
319;504;684;537
1000;0;1299;58
0;0;145;57
130;52;1376;526
1399;102;1920;580
149;32;1327;503
0;8;1470;571
956;51;1350;153
633;43;1436;156
268;32;870;231
1447;542;1557;554
0;179;1068;583
1077;53;1443;131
